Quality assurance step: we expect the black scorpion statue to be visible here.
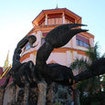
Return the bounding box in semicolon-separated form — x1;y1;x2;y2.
2;23;105;88
12;24;88;87
1;23;105;105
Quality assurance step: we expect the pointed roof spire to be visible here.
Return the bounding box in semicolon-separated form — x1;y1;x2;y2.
3;50;9;71
56;3;58;9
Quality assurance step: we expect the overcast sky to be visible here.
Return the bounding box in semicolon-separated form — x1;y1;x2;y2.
0;0;105;66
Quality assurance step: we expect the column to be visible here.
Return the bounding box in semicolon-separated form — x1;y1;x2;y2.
72;36;77;49
36;31;42;50
89;38;94;47
66;51;72;67
62;12;65;24
45;14;48;25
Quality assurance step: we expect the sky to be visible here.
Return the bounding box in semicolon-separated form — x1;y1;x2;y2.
0;0;105;66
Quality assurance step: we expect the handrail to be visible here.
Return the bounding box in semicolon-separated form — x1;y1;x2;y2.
0;65;12;79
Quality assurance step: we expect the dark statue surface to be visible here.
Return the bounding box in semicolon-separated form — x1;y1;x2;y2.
12;24;87;87
1;23;105;105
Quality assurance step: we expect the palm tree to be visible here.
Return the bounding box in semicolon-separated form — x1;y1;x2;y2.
70;58;88;73
70;43;103;104
86;43;100;63
70;58;89;105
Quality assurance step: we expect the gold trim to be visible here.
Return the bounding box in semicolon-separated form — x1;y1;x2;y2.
0;65;12;79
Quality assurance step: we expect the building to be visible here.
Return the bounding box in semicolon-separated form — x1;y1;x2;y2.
0;67;7;87
0;52;11;87
20;8;94;75
0;52;12;90
0;8;95;105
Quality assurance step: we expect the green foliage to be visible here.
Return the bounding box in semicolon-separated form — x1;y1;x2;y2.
77;76;100;95
71;43;102;93
80;92;105;105
70;58;88;71
70;42;105;104
86;42;100;62
54;102;62;105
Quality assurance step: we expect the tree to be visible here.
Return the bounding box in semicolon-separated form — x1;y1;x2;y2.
70;43;104;104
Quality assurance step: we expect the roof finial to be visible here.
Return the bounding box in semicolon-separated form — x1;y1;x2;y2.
56;3;58;9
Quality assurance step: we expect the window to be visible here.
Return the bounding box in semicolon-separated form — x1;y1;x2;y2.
76;39;89;48
48;18;62;25
76;35;89;48
55;18;62;24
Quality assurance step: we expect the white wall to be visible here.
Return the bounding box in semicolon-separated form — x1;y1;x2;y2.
47;52;67;66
